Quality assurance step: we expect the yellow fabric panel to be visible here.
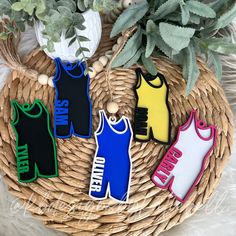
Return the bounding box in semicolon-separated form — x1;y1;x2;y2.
135;70;170;143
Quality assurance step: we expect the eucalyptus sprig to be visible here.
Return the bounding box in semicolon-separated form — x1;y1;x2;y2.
111;0;236;95
0;0;120;61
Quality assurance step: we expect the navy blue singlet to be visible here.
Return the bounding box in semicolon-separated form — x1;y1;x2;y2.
89;110;133;203
53;57;92;138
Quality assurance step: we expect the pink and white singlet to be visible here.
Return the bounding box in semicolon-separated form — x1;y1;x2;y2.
152;110;217;203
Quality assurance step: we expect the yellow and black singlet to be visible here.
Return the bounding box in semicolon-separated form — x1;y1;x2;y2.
134;69;171;144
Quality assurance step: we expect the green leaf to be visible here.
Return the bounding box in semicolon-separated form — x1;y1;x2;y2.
77;0;86;11
145;20;157;57
153;0;179;20
78;35;90;42
208;51;222;80
68;36;76;47
214;3;236;29
186;1;216;18
11;2;23;11
205;38;236;54
16;21;25;32
146;34;156;58
159;23;195;51
57;0;76;12
155;34;173;58
112;27;142;68
184;43;200;95
65;26;75;39
180;4;190;25
189;13;201;24
124;48;143;68
80;47;90;52
47;40;55;52
110;1;149;37
76;48;83;57
141;53;158;75
0;32;8;40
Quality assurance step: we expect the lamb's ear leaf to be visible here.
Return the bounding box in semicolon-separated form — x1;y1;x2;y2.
208;51;222;81
180;4;190;25
214;3;236;29
201;38;236;54
159;23;195;51
141;53;158;76
124;48;143;68
110;1;149;37
112;27;142;68
145;20;158;57
153;0;179;20
184;43;200;95
186;0;216;18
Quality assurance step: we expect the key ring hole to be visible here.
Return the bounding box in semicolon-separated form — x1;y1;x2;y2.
23;104;30;110
109;115;117;122
198;120;206;128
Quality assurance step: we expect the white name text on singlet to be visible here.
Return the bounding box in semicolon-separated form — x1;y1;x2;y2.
90;157;105;192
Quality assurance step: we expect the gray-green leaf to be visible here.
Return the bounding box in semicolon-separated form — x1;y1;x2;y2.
153;0;179;20
124;48;142;68
203;38;236;54
214;3;236;29
145;20;157;57
159;23;195;51
110;1;149;37
184;43;200;95
112;27;142;68
180;4;190;25
208;51;222;80
186;0;216;18
141;53;158;75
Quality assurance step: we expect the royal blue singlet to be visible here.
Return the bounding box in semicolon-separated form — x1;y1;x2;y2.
89;110;133;202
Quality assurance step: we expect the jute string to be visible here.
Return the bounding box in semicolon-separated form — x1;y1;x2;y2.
104;26;137;105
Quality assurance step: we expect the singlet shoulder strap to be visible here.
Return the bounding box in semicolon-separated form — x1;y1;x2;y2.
53;57;85;82
135;68;165;89
11;100;43;126
11;100;20;126
180;110;196;132
96;110;108;135
180;110;216;141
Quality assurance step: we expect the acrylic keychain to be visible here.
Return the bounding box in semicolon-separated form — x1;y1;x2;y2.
53;57;92;139
152;110;217;203
11;100;58;183
134;68;171;144
89;44;133;203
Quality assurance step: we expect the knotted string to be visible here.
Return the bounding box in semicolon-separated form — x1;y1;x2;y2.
104;26;137;118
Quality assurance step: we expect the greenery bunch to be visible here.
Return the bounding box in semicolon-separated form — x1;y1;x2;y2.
0;0;119;58
111;0;236;94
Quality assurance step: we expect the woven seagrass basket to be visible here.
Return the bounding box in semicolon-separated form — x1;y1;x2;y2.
0;18;234;235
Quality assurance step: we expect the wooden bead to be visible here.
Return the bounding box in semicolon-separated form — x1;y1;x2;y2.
48;76;54;87
113;8;122;15
107;101;119;114
117;36;123;45
99;56;108;67
38;74;49;85
88;67;97;78
112;44;119;52
105;50;113;59
92;61;104;73
110;11;118;21
122;0;133;8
